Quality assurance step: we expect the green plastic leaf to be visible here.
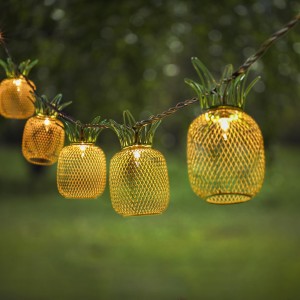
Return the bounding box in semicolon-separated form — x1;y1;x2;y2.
191;57;216;91
21;59;38;76
0;59;9;75
244;76;260;98
63;117;104;144
123;110;136;127
184;78;208;108
34;93;72;117
186;58;259;110
108;110;162;148
219;64;234;98
184;78;204;96
18;60;30;75
58;101;72;111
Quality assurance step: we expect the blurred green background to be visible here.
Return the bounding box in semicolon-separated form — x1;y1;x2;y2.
0;0;300;299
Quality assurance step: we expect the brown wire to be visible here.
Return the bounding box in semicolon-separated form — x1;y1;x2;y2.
3;13;299;130
133;13;300;129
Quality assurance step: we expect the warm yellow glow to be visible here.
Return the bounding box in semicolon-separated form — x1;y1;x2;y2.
219;117;230;132
222;133;228;141
44;117;50;126
0;78;36;119
187;107;265;204
22;115;65;165
230;113;239;121
43;117;50;132
79;144;88;158
109;145;169;216
13;79;22;87
133;150;141;159
57;144;107;199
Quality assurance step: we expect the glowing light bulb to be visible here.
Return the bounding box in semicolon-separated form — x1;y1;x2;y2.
133;150;141;159
44;118;50;126
133;150;141;167
44;117;50;132
79;144;88;158
219;118;230;132
13;79;21;86
13;79;22;92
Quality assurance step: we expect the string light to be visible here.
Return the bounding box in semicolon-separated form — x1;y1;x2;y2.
0;14;299;215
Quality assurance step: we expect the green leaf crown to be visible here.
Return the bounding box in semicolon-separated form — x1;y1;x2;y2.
63;116;104;144
108;110;161;149
35;94;72;117
0;58;38;78
185;57;260;110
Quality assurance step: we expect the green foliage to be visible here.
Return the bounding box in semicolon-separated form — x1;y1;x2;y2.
0;58;38;78
1;146;300;299
0;1;299;147
63;116;104;143
108;110;161;148
35;93;72;117
185;57;260;110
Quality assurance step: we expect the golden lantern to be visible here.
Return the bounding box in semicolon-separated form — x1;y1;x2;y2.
185;58;265;204
22;115;64;165
57;143;106;199
22;94;71;165
57;117;107;199
108;111;169;216
0;58;37;119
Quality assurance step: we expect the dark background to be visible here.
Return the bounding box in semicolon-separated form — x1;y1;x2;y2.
0;1;300;299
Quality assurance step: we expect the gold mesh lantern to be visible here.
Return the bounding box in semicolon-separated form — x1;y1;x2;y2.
22;115;65;165
21;94;71;165
185;58;265;204
57;117;107;199
110;145;169;216
187;107;265;204
0;58;37;119
57;143;106;199
108;111;170;216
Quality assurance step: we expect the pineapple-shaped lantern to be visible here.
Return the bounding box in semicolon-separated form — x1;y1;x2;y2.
22;94;70;165
108;111;169;216
57;117;106;199
0;58;37;119
185;58;265;204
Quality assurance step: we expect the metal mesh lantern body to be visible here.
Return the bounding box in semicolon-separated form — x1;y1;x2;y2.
0;77;35;119
22;115;65;165
109;145;169;216
187;107;265;204
57;143;106;199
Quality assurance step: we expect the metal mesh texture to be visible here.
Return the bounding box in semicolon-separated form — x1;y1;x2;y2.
187;107;265;204
22;115;65;165
57;144;106;199
109;145;170;216
0;78;35;119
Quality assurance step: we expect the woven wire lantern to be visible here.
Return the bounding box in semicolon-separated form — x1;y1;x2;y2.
22;94;70;165
0;58;37;119
108;111;169;216
185;58;265;204
22;115;65;165
57;143;106;199
57;117;106;199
